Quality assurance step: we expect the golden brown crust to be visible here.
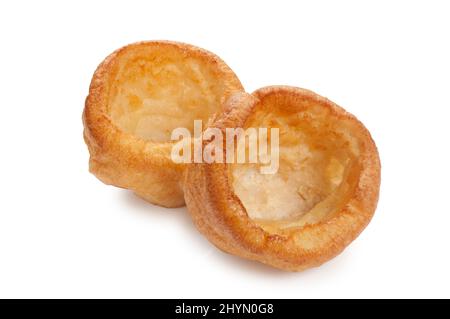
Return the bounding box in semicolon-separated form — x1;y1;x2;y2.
83;41;244;207
184;86;381;271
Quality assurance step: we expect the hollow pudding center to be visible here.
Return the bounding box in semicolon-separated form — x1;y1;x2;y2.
108;46;231;142
231;98;359;229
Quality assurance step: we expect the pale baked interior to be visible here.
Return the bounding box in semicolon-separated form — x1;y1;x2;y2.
108;46;231;142
231;97;361;233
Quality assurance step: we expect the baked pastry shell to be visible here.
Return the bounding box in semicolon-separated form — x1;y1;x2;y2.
83;41;243;207
184;87;381;271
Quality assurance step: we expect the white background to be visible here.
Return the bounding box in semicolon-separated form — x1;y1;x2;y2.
0;0;449;298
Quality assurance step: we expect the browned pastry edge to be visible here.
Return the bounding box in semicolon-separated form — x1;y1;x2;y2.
83;41;244;207
184;87;381;271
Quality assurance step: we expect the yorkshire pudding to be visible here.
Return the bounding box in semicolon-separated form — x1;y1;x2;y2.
83;41;243;207
184;87;381;271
